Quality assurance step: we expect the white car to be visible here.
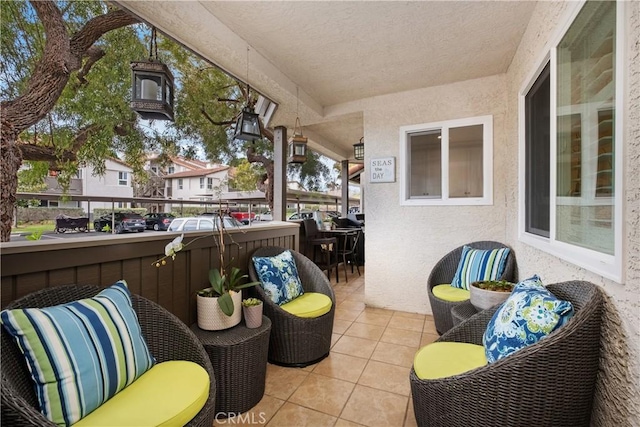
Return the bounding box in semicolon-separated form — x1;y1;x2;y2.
255;211;273;221
167;216;244;232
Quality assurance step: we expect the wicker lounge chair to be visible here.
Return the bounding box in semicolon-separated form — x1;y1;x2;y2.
427;241;517;334
411;280;603;427
1;285;216;427
249;246;336;367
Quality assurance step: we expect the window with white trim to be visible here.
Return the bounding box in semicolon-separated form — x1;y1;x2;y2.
178;178;183;190
207;177;213;190
399;115;493;206
118;171;128;186
200;177;205;189
520;0;622;280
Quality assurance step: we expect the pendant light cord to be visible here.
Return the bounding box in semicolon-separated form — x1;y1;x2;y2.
149;27;158;61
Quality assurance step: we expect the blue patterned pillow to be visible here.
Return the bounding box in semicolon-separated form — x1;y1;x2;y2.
483;275;574;363
451;245;511;290
0;280;155;426
252;250;305;305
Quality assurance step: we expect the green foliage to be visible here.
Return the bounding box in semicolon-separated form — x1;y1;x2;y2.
198;267;259;316
26;230;43;241
242;297;262;307
229;159;262;191
288;150;332;191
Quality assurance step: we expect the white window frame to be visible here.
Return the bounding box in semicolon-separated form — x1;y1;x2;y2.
200;177;205;189
399;115;493;206
517;0;625;282
118;171;128;186
207;177;213;190
178;178;183;190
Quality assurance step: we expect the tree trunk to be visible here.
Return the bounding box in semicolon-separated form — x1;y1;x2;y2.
0;0;138;241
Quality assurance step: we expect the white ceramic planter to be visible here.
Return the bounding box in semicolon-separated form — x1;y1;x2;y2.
469;282;513;311
197;290;242;331
243;303;263;329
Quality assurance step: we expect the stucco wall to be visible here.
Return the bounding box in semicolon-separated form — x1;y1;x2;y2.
362;0;639;423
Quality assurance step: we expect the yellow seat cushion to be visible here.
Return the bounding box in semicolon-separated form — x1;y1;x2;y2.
432;284;470;302
280;292;332;318
74;361;209;427
413;342;487;380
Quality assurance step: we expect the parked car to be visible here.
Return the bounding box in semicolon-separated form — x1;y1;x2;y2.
229;210;256;225
167;215;244;232
287;211;315;221
93;212;146;234
144;213;175;231
255;211;273;221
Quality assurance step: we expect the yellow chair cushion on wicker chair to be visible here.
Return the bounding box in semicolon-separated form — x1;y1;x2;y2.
280;292;332;318
432;284;470;302
413;342;487;380
74;361;209;427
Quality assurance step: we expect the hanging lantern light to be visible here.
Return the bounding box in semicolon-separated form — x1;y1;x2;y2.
130;27;174;121
353;137;364;161
233;47;263;141
288;117;308;164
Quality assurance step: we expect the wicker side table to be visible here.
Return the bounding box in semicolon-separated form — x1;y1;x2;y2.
190;317;271;416
451;300;478;326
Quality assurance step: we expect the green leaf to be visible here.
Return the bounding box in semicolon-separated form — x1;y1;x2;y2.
217;292;234;316
208;269;225;295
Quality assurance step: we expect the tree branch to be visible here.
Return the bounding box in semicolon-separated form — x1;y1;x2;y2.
69;9;139;61
217;98;240;103
200;107;234;127
19;124;102;164
76;46;106;86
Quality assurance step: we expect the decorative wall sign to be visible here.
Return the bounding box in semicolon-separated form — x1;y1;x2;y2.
370;157;395;183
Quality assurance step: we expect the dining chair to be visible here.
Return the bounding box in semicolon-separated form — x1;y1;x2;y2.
336;229;361;281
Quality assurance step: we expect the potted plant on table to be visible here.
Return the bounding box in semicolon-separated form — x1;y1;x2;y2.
469;279;515;311
242;297;263;329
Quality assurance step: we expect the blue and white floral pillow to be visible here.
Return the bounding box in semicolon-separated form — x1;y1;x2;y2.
252;250;304;305
483;275;574;363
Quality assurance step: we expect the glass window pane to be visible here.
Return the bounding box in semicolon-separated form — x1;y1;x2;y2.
556;0;615;255
449;125;483;198
409;130;441;198
525;63;550;237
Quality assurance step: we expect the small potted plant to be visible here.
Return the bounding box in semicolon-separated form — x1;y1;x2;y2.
242;297;263;329
469;279;515;311
197;267;259;331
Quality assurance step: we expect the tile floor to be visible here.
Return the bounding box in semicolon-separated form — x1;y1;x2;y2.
219;266;440;426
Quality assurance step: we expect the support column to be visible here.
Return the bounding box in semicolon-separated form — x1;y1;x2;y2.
273;126;287;221
341;160;349;217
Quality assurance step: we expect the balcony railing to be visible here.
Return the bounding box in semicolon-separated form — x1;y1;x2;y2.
0;222;300;325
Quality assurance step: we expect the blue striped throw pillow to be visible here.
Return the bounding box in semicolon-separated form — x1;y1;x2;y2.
0;280;155;426
451;246;511;290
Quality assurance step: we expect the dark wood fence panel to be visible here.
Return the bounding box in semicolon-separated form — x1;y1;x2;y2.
1;223;299;325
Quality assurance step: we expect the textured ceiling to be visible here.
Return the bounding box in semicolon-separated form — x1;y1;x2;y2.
117;1;536;161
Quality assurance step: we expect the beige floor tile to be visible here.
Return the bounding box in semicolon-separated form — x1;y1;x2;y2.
422;318;438;335
335;419;366;427
289;373;355;416
341;385;408;427
362;307;395;316
266;402;337;427
335;308;363;322
331;335;378;359
344;322;385;341
358;360;412;396
264;364;309;400
380;327;422;348
387;316;425;332
312;352;368;383
354;311;392;327
420;332;440;347
371;341;418;368
392;311;426;321
404;397;417;427
333;319;353;334
339;300;366;312
331;333;341;348
222;395;284;426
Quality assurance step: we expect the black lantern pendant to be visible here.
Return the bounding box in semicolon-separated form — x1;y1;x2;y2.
233;106;262;141
353;137;364;161
288;117;307;164
130;27;174;121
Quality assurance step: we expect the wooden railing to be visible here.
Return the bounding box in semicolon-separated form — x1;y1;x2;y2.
0;222;300;325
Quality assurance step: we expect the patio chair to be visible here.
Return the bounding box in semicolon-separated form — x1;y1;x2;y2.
1;284;216;427
301;218;339;281
336;228;361;281
428;241;516;335
249;246;336;367
411;280;604;427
